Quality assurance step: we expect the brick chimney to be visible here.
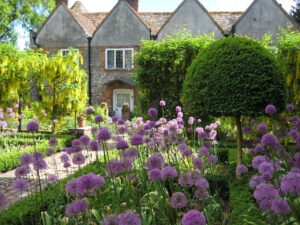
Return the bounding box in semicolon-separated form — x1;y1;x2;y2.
119;0;139;11
56;0;69;7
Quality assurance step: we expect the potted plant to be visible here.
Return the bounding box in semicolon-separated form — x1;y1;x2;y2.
77;113;87;128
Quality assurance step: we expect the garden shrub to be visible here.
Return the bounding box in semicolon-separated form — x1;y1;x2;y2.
134;30;214;119
205;175;229;201
216;147;229;164
182;36;287;176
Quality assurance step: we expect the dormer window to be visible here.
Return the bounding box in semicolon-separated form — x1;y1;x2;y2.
105;48;134;69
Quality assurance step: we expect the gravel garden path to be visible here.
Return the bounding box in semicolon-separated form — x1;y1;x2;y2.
0;140;116;210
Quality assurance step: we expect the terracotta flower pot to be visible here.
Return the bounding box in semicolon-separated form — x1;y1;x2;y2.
77;118;86;128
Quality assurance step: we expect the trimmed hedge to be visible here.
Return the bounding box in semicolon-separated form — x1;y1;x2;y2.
0;134;74;172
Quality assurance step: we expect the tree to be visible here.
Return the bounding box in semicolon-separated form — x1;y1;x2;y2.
37;49;88;132
290;0;300;25
134;30;214;118
0;0;55;44
182;36;287;177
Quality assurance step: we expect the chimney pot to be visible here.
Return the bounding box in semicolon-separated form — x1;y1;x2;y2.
119;0;139;11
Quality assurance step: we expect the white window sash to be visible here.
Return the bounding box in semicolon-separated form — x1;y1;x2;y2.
105;48;134;70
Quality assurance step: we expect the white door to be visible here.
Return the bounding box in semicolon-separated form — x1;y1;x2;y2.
113;89;134;119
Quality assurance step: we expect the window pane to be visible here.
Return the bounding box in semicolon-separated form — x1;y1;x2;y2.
117;94;122;107
107;50;114;69
125;50;133;69
61;50;69;57
116;50;123;69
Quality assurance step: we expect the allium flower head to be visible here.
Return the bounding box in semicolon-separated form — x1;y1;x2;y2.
26;121;39;132
207;155;217;163
118;126;127;134
192;157;204;170
46;148;55;156
6;108;13;113
195;186;209;199
199;147;209;156
254;183;278;203
159;100;166;106
237;164;248;175
118;119;125;125
90;140;99;151
175;106;181;112
265;104;276;115
252;156;267;169
258;122;267;134
258;162;274;175
60;154;69;163
170;192;187;208
119;210;141;225
33;151;43;160
13;179;29;192
66;178;78;195
20;153;33;165
64;162;71;168
79;135;90;146
112;116;118;123
148;168;161;180
146;152;164;170
97;127;112;140
48;174;58;182
48;137;58;147
91;126;99;134
102;214;120;225
188;117;194;125
72;152;85;165
182;210;206;225
243;126;253;135
271;199;291;214
76;173;105;195
33;159;47;171
72;139;81;148
280;171;300;195
86;108;95;115
148;108;158;117
94;115;103;123
116;139;129;150
287;104;294;111
130;134;143;146
15;165;29;178
261;133;279;149
161;166;177;180
65;199;89;216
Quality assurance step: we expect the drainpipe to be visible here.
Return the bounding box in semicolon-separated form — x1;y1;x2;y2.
32;36;41;48
87;37;92;105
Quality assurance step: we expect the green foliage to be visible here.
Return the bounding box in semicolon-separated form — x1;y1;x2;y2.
0;133;74;172
36;49;88;131
182;36;287;119
134;30;214;118
205;175;229;201
290;0;300;26
0;0;55;44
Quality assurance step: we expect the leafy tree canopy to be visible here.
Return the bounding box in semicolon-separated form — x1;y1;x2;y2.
290;0;300;25
0;0;55;44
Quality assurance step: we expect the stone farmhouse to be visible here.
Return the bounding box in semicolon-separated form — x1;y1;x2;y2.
30;0;298;118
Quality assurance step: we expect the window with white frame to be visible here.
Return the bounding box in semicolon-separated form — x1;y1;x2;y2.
60;49;80;63
105;48;134;69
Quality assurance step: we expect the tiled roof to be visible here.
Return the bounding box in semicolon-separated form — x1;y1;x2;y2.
210;11;244;34
138;12;173;35
71;1;87;12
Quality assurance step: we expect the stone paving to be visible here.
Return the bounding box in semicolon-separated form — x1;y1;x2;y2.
0;140;116;211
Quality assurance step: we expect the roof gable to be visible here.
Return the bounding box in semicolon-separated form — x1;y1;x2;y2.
91;1;150;46
233;0;298;41
157;0;224;41
36;3;89;47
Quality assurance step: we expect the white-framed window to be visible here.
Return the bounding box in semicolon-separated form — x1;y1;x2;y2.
60;48;79;57
105;48;134;69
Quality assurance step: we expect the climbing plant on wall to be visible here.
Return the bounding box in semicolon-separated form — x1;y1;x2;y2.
134;30;214;118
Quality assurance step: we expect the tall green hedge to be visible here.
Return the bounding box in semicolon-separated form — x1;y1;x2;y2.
134;31;214;118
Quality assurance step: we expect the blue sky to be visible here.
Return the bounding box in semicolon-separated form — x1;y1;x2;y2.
17;0;295;49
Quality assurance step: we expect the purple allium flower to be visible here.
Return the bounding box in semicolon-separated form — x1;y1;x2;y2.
72;139;81;148
6;108;13;113
0;192;7;210
182;210;206;225
255;145;264;153
159;100;166;106
130;134;143;146
261;133;279;149
53;119;57;124
97;127;112;140
86;108;95;115
46;148;55;156
195;186;209;199
66;147;74;155
258;122;267;134
64;162;71;168
90;140;99;151
254;183;278;205
148;108;157;117
116;139;129;150
33;159;47;171
107;159;132;177
48;174;58;182
79;135;90;146
102;214;120;225
175;106;181;112
237;164;248;175
125;147;139;159
76;173;105;195
15;165;28;178
280;171;300;195
262;172;273;181
72;152;85;165
20;153;33;165
250;175;264;189
33;151;43;160
48;137;58;147
119;126;127;134
170;192;187;209
199;147;209;156
66;178;78;195
271;199;291;214
243;126;253;135
265;104;276;115
207;155;217;163
91;126;99;134
258;162;274;175
148;168;161;181
13;179;29;192
117;119;125;125
26;121;39;132
188;117;194;125
95;115;103;123
146;152;164;170
60;154;69;163
119;210;141;225
287;104;294;111
112;116;118;123
192;157;204;170
65;199;89;216
187;128;193;133
161;166;177;180
252;156;266;169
